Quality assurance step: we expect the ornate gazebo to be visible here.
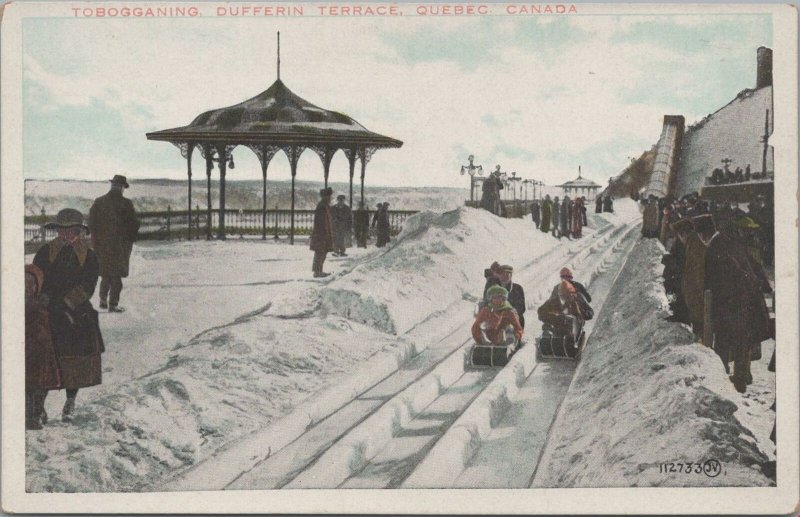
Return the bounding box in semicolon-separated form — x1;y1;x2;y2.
556;166;601;202
146;35;402;243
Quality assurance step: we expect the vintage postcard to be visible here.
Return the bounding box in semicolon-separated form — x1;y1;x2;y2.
1;1;798;514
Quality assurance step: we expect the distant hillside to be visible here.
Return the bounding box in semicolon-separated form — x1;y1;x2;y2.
603;148;656;199
25;179;469;215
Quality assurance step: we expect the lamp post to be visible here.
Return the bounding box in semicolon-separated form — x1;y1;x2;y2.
508;172;521;212
522;179;531;201
460;155;484;203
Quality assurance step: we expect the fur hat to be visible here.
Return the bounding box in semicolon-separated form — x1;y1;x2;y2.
559;267;573;279
499;264;514;273
336;194;346;201
319;187;333;197
44;208;89;232
486;285;509;299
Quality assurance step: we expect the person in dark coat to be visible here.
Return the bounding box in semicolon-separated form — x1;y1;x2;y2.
540;195;553;233
353;201;370;248
33;208;104;422
551;197;561;238
310;188;334;278
560;196;571;240
695;214;772;393
675;219;706;340
482;261;503;300
331;195;353;257
480;172;504;216
595;195;603;214
530;200;541;229
554;267;592;313
663;220;690;324
88;175;140;312
25;264;62;430
495;264;526;329
580;196;588;226
603;194;614;213
372;202;391;247
571;197;583;238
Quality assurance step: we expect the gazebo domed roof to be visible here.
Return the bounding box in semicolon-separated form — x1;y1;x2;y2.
146;79;402;148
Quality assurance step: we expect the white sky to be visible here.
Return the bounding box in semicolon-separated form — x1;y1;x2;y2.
22;10;772;188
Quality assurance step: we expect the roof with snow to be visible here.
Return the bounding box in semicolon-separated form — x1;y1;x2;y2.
556;175;601;189
146;79;402;149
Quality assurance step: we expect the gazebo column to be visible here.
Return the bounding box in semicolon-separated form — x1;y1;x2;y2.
217;145;228;240
347;150;356;208
204;148;213;241
284;145;303;245
183;143;194;241
261;160;268;240
358;146;375;204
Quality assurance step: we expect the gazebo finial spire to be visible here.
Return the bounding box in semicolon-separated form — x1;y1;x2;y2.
578;165;582;179
277;31;281;81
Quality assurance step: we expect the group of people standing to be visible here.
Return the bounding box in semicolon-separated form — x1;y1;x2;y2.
309;188;392;278
25;175;140;430
530;195;591;240
654;192;774;395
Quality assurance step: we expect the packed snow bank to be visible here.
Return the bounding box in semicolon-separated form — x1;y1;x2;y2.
322;207;566;335
533;239;775;487
26;206;567;492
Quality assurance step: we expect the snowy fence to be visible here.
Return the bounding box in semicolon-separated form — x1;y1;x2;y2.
24;208;419;245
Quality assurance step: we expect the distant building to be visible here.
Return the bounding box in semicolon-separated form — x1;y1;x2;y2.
556;167;601;201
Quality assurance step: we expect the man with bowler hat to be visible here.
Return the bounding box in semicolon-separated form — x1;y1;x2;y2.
331;194;353;257
33;208;105;422
88;175;140;312
310;187;334;278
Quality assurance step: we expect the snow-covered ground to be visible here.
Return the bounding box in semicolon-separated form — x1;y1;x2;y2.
533;238;775;487
25;206;573;492
25;198;774;491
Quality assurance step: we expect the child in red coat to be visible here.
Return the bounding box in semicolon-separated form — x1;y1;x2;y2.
25;264;61;430
472;285;524;346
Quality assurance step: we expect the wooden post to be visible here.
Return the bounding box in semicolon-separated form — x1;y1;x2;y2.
205;151;213;240
274;203;279;240
261;165;267;240
39;206;46;242
703;289;713;347
218;146;227;240
186;145;193;241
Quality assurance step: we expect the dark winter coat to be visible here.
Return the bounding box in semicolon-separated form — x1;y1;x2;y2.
33;239;104;389
530;201;541;226
331;203;353;250
480;175;504;216
595;196;603;213
704;233;771;363
88;190;140;278
560;200;570;236
552;200;561;234
372;208;391;247
310;200;334;252
500;282;526;329
603;196;614;213
642;202;660;237
682;232;706;336
353;208;370;247
540;200;553;233
26;298;62;391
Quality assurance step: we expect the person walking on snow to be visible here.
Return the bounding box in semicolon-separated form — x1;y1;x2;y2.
25;264;61;430
540;195;553;233
88;175;140;313
372;202;391;247
694;214;771;393
310;188;334;278
33;208;105;423
331;195;353;257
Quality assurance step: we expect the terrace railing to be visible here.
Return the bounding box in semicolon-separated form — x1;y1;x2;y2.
25;207;419;246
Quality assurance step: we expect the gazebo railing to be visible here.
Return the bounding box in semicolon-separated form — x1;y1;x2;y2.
24;208;419;244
